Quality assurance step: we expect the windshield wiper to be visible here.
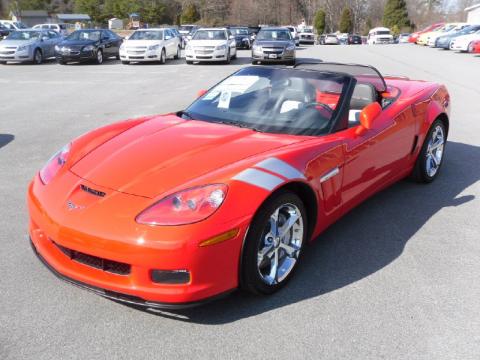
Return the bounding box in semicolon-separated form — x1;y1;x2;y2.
215;120;262;132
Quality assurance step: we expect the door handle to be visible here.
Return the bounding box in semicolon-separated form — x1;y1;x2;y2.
320;167;340;183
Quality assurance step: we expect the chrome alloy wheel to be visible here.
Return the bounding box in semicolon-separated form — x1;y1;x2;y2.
257;203;304;285
96;50;103;64
426;124;445;177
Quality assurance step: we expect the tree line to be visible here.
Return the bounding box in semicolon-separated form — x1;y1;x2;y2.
2;0;475;34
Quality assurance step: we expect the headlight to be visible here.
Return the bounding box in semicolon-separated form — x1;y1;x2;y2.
54;45;60;51
119;44;125;50
286;44;295;51
216;44;227;51
136;184;228;226
17;45;29;52
185;44;192;51
253;44;262;51
148;44;160;51
83;45;95;51
39;143;71;185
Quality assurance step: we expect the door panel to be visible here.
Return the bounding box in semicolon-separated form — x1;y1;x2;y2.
340;107;416;212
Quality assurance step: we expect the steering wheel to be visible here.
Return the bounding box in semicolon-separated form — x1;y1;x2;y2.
303;102;334;114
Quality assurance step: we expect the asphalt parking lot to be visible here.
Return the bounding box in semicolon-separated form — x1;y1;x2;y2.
1;45;480;359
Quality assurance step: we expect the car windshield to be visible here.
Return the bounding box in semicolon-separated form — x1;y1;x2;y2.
302;29;313;33
129;30;163;40
231;28;249;35
193;30;226;40
14;22;28;29
184;67;349;136
376;31;391;35
6;31;42;40
257;29;292;41
67;30;101;41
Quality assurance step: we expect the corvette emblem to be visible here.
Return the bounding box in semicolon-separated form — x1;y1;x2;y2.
66;200;84;211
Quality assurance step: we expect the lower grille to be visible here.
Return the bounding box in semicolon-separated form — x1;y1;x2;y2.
53;241;131;275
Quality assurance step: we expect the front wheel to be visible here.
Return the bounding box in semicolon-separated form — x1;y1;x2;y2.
0;61;6;65
241;191;307;295
121;60;130;65
95;49;103;64
412;120;447;183
159;48;166;64
33;49;43;64
225;49;231;64
174;46;180;59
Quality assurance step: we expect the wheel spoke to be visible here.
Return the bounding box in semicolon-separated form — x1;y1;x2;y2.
278;211;299;238
269;208;280;237
257;244;275;267
280;243;300;259
267;249;279;284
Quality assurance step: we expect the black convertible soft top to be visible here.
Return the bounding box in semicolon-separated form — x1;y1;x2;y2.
295;62;387;92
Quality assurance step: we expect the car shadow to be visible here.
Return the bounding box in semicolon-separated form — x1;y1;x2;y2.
0;134;14;149
115;141;479;324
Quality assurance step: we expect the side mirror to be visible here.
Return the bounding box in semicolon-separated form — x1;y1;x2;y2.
41;36;49;41
197;89;208;98
356;102;382;135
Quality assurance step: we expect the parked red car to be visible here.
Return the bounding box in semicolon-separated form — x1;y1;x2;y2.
469;40;480;53
28;63;451;309
409;22;444;43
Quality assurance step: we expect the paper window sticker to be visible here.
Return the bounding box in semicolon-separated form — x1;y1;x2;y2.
218;91;232;109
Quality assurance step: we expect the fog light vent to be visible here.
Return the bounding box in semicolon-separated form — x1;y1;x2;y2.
151;270;190;284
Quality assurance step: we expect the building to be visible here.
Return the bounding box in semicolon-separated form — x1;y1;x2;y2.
465;4;480;24
10;10;49;27
55;13;91;25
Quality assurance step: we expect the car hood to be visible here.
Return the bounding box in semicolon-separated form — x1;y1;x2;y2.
70;115;305;198
254;40;292;47
0;39;37;47
188;40;228;46
59;39;97;47
124;40;163;47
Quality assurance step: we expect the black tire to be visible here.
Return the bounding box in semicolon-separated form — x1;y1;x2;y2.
225;49;231;64
121;61;130;65
186;60;193;64
116;54;120;60
58;60;66;65
286;59;296;66
174;46;180;59
33;49;42;64
95;49;103;64
159;48;166;64
231;50;237;60
241;190;308;295
0;61;6;65
411;119;447;183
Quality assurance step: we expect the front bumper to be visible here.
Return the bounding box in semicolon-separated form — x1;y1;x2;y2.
119;49;161;62
27;172;249;306
450;41;469;51
0;49;32;62
185;48;228;62
55;50;96;63
251;48;295;62
299;36;315;44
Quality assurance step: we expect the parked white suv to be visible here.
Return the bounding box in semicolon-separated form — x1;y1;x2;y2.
119;28;181;64
185;28;237;64
367;27;394;44
32;23;68;36
0;20;28;30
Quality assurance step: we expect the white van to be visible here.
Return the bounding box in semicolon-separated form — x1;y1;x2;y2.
367;27;394;45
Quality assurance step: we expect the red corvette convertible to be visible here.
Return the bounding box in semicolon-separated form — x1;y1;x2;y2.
28;63;450;308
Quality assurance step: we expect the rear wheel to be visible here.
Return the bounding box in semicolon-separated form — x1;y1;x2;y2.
186;60;193;64
33;49;43;64
241;191;307;295
468;42;474;53
121;60;130;65
412;119;446;183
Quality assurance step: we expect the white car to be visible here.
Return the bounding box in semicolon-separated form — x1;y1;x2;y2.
298;27;315;44
185;28;237;64
32;23;69;36
0;20;28;30
367;27;394;45
285;26;299;46
450;30;480;52
119;28;181;64
324;34;339;45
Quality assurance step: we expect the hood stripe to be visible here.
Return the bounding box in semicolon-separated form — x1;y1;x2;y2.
232;168;284;191
254;157;305;180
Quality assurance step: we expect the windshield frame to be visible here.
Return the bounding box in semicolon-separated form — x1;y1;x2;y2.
192;29;227;41
256;29;293;41
5;30;43;41
66;30;102;42
182;66;355;136
129;30;164;41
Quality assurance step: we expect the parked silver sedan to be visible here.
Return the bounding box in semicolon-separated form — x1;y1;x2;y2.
0;29;62;64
